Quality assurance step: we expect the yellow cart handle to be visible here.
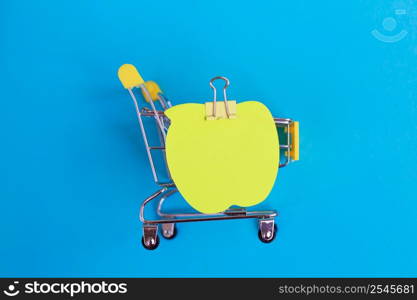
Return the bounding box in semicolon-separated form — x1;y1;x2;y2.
289;121;299;161
117;64;144;89
141;81;162;102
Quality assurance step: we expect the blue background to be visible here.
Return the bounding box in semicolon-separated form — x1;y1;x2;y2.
1;0;417;277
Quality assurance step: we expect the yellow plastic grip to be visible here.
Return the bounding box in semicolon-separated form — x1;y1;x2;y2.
141;81;162;102
290;121;299;161
117;64;144;89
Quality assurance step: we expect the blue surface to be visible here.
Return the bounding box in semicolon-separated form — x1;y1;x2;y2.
1;0;417;277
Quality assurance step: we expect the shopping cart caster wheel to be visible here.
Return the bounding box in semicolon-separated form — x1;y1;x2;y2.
142;225;159;250
161;223;177;239
141;235;160;250
258;219;277;243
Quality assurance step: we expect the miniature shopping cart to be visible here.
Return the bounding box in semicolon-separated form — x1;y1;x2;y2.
118;64;299;250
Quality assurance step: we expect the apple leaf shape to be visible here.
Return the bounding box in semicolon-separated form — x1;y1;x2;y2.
165;101;279;214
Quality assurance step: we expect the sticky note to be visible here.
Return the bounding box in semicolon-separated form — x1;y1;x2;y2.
165;101;279;214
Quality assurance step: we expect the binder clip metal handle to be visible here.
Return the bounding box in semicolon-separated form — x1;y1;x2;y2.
206;76;236;120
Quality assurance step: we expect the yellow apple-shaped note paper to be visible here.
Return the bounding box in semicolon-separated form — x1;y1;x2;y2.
165;101;279;214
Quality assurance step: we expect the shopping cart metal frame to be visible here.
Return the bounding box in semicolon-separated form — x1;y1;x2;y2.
118;65;299;250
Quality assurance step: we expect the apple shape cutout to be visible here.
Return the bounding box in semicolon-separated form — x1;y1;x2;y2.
164;101;279;214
